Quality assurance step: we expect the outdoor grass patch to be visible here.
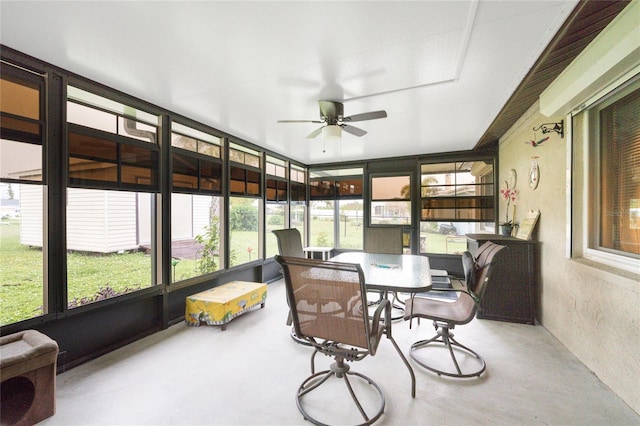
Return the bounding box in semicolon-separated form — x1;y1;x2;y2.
1;221;153;326
2;217;468;326
66;251;151;303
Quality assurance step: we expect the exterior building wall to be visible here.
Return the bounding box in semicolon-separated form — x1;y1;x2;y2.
18;184;43;247
499;100;639;414
192;195;212;238
500;5;640;412
66;189;138;253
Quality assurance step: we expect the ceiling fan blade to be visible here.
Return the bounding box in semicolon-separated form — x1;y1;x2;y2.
341;124;367;137
277;119;323;123
343;110;387;122
306;126;324;139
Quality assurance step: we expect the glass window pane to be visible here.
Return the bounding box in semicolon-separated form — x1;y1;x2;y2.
309;200;334;247
598;86;640;255
172;122;222;146
0;77;40;120
200;161;222;193
291;205;306;246
172;153;198;189
0;140;42;181
69;157;118;184
68;86;157;125
291;167;306;183
421;162;457;176
172;153;198;190
266;179;277;202
371;201;411;225
121;164;156;187
172;134;197;152
121;144;154;167
198;141;220;158
0;183;45;325
372;176;410;200
245;154;260;169
1;115;41;141
310;180;335;199
419;221;493;254
265;203;286;258
266;163;275;176
67;102;117;133
66;188;154;308
337;178;362;198
171;193;223;282
246;170;261;196
229;197;261;267
338;200;363;249
118;117;156;144
229;148;245;164
69;130;118;162
420;161;494;222
229;166;246;194
291;182;306;204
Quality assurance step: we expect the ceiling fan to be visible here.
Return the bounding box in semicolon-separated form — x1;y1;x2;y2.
278;100;387;139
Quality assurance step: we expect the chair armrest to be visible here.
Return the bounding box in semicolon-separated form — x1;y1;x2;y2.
370;298;391;336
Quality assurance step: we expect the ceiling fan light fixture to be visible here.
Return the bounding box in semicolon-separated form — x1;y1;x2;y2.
322;125;342;143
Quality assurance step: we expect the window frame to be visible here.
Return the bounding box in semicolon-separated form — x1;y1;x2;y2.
418;160;495;255
0;63;48;326
577;71;640;272
227;142;263;266
369;173;412;226
309;168;363;249
64;85;162;309
170;121;225;282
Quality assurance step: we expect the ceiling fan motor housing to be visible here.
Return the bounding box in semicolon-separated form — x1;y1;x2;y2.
319;100;344;122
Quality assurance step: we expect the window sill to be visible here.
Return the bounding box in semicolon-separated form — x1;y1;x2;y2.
573;256;640;284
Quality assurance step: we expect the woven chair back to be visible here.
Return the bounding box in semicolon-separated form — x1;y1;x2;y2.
276;255;370;350
471;242;505;300
363;227;403;254
272;228;304;258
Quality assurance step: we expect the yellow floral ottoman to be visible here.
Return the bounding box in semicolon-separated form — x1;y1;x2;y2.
185;281;267;330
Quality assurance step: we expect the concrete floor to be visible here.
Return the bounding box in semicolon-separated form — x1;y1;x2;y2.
43;280;639;425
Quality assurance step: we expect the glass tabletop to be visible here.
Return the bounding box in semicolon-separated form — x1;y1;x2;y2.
330;252;432;293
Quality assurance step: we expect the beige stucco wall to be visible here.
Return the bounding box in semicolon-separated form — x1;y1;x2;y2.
498;101;640;415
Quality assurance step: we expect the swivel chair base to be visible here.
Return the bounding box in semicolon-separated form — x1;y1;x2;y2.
409;321;486;378
296;359;385;426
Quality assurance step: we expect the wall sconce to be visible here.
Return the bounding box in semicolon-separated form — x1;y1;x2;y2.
533;120;564;138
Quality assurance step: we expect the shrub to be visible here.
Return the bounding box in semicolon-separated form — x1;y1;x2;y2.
268;215;284;226
194;216;220;274
316;231;330;247
229;205;258;231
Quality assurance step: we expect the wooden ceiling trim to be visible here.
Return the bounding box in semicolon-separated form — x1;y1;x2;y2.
475;0;631;149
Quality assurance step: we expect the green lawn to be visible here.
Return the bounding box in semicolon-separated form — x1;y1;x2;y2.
1;220;151;325
1;216;467;326
0;220;44;325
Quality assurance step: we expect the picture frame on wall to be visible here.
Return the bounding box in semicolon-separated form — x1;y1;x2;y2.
516;210;540;240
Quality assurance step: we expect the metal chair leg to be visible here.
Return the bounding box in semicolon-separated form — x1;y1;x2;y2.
409;322;486;378
296;358;386;426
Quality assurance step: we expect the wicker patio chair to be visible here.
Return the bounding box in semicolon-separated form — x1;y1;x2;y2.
404;241;506;378
275;255;415;426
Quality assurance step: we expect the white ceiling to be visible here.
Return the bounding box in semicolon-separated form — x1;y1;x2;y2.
0;1;578;165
